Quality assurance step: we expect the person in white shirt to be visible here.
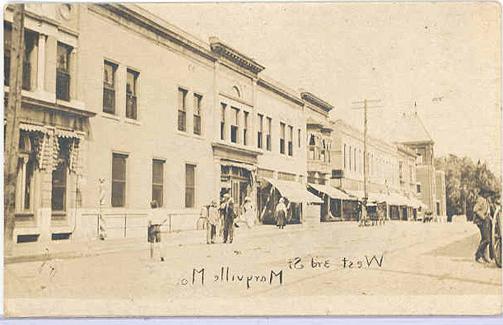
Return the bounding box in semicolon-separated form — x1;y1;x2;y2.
148;200;167;261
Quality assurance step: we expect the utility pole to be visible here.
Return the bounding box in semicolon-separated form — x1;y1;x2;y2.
352;99;382;226
4;4;25;254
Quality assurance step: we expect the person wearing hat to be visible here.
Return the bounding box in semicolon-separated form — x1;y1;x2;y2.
275;197;288;229
220;193;236;243
473;185;495;263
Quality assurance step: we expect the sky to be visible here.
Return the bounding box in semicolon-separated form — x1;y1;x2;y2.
141;1;501;175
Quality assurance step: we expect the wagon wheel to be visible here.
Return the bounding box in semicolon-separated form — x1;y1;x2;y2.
493;207;502;268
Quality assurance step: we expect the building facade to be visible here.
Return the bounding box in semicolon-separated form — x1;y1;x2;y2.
394;111;447;218
4;3;321;244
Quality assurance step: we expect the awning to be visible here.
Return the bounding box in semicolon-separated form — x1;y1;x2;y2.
346;190;387;204
387;193;411;206
263;178;322;204
308;184;353;201
410;197;427;209
19;122;46;133
56;128;80;139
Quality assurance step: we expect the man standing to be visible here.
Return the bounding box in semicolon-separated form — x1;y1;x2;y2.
474;186;494;263
221;194;236;244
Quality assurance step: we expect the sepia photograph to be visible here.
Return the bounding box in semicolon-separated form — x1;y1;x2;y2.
2;1;502;317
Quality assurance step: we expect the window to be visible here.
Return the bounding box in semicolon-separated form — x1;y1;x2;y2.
152;159;164;207
56;42;72;101
289;127;295;155
266;117;272;151
257;114;263;149
126;69;139;120
111;153;127;207
243;111;249;145
320;140;326;162
298;129;301;148
103;61;117;114
353;148;357;172
176;88;187;131
349;146;352;171
52;161;67;212
279;122;286;154
16;133;34;212
193;94;202;135
220;103;226;140
4;23;11;86
230;107;239;144
308;135;316;160
343;144;346;169
185;164;196;208
416;183;421;193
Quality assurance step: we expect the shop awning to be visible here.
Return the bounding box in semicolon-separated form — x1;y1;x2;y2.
387;193;411;206
264;178;322;204
19;122;46;133
346;190;387;204
410;197;427;209
308;184;353;201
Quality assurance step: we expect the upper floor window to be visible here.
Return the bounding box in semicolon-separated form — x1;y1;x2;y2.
298;129;301;148
193;93;202;135
279;122;286;154
56;42;72;101
4;24;37;91
126;69;139;120
309;135;316;160
103;61;117;114
230;107;239;144
243;111;249;145
177;88;187;132
348;146;352;171
220;103;226;140
288;126;293;156
257;114;264;149
266;117;272;151
417;183;421;193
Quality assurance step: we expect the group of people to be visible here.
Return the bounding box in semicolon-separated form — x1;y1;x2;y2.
204;193;256;244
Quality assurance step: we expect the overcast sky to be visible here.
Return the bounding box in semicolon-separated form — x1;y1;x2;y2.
141;2;501;175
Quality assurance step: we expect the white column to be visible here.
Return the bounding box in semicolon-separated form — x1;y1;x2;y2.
37;34;46;92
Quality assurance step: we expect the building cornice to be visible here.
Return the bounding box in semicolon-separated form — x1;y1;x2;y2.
91;4;217;63
257;78;304;107
301;91;333;113
210;37;265;75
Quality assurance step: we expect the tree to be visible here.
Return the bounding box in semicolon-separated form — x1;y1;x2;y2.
435;155;501;221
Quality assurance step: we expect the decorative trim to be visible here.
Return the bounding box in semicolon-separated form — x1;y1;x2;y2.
210;37;265;75
301;91;333;113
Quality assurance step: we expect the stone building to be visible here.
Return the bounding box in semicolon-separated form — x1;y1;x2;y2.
4;4;93;243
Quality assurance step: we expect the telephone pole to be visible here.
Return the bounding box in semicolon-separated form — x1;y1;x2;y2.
4;4;25;253
352;99;382;226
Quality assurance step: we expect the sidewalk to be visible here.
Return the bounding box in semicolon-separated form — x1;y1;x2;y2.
5;223;310;264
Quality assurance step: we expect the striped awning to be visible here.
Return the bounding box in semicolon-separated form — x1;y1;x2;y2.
56;128;80;139
19;122;46;133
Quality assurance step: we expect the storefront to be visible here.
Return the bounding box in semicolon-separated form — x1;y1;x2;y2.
258;177;321;225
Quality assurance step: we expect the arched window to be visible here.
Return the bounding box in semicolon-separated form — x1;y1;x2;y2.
232;86;241;98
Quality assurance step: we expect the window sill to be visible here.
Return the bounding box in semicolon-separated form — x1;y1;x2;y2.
176;130;204;140
101;112;120;121
125;118;141;126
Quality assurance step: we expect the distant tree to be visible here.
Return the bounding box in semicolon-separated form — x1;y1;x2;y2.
435;155;501;221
